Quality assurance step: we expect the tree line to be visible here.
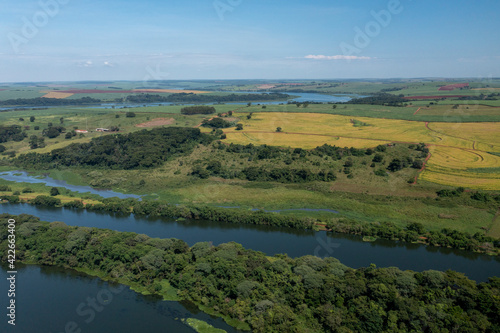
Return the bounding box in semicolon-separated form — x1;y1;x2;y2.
3;193;496;254
121;92;290;104
1;213;499;333
0;97;101;106
344;93;407;107
180;106;216;115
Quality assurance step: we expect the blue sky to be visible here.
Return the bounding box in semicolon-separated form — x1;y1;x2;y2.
0;0;499;82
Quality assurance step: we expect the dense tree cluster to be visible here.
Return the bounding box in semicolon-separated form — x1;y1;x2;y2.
192;163;337;183
180;106;216;115
0;125;26;143
344;93;406;107
15;127;215;170
1;214;499;333
201;118;234;129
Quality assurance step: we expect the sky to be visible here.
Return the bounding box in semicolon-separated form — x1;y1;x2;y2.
0;0;499;82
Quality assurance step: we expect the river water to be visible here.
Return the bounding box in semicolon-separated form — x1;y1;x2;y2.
1;203;498;283
0;171;141;200
0;92;353;111
0;264;242;333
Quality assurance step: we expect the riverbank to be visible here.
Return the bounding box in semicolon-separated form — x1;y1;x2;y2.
2;213;499;333
1;172;498;256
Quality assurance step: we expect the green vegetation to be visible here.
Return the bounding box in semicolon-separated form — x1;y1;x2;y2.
182;318;227;333
0;97;101;106
181;106;216;115
123;92;290;104
2;214;499;333
0;125;27;143
344;93;407;106
15;127;215;170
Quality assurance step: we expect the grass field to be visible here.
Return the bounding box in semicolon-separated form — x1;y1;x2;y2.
224;112;467;148
240;103;500;122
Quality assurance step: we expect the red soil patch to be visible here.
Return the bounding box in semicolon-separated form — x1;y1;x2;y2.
135;118;175;128
58;89;136;94
438;83;469;91
404;95;466;100
413;107;421;115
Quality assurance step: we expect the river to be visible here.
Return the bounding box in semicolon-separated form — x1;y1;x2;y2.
0;171;141;200
1;203;498;283
0;92;354;111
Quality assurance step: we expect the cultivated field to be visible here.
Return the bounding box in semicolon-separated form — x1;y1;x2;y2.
222;112;500;189
422;147;500;190
41;91;75;99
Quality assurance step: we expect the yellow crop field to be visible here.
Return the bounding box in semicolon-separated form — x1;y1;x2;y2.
224;112;471;148
41;91;75;99
427;122;500;153
220;112;499;189
421;146;500;190
226;132;391;149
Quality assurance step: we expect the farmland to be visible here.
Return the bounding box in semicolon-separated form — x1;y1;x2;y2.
0;79;498;235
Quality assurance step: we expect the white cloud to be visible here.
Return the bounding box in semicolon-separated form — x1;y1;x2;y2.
305;55;371;60
76;60;94;67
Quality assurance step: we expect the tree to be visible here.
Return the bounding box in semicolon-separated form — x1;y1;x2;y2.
65;132;73;139
276;127;282;132
387;159;405;172
372;154;383;163
332;104;337;109
236;124;243;131
126;112;136;118
19;117;24;121
60;117;64;124
50;187;60;196
29;135;39;149
228;110;233;116
30;116;35;122
44;127;62;138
